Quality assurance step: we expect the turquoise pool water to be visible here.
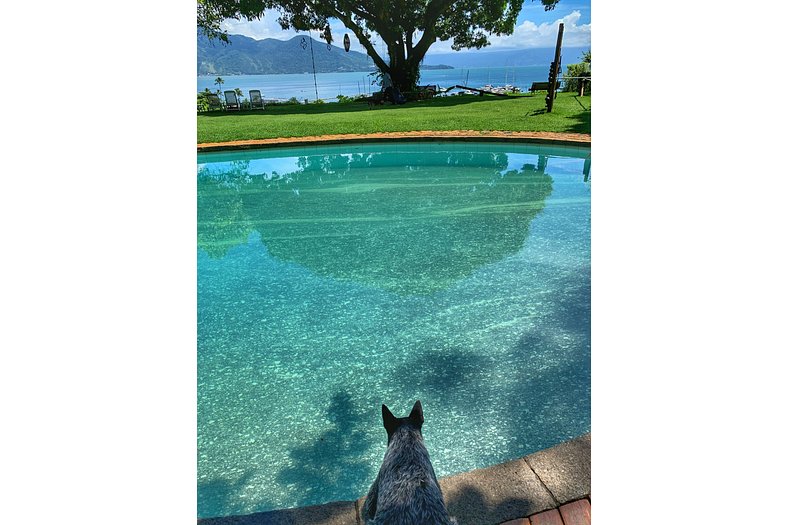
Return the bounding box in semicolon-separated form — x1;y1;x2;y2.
197;142;590;518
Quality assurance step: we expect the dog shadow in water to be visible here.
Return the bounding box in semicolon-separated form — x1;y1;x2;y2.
276;390;375;507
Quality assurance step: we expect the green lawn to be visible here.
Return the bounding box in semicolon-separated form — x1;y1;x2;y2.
197;92;590;143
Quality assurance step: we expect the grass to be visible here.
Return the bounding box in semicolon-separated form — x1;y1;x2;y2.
197;92;590;143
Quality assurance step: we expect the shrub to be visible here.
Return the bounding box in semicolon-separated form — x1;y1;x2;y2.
562;62;591;93
336;94;360;104
197;89;213;112
268;97;302;107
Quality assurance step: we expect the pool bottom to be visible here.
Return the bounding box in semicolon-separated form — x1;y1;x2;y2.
197;142;590;517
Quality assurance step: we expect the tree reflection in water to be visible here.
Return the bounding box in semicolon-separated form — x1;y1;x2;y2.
198;148;553;295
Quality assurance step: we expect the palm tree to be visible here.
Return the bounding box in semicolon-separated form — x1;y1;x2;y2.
214;76;224;95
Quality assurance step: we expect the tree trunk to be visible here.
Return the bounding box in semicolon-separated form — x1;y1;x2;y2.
384;34;432;93
388;59;421;93
331;9;434;94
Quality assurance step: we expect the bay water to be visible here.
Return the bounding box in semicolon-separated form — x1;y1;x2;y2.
197;66;552;103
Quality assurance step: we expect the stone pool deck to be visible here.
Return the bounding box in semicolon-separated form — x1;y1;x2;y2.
198;433;590;525
197;131;591;152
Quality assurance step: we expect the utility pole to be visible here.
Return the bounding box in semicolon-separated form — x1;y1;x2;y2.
546;23;564;113
308;31;320;101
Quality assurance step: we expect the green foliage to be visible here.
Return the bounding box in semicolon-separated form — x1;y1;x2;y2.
214;77;224;94
336;94;361;104
562;62;591;92
368;70;383;89
197;0;265;43
313;98;325;104
561;49;591;93
197;90;212;112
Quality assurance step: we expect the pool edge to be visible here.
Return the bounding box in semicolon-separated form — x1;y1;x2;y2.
197;131;591;152
197;432;590;525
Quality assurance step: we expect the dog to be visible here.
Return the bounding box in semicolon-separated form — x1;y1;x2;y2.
362;401;457;524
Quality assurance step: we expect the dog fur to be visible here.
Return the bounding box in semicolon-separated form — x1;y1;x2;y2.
362;401;457;525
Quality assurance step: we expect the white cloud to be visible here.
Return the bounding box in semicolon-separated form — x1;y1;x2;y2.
219;11;298;41
427;10;590;53
505;10;590;48
219;9;590;54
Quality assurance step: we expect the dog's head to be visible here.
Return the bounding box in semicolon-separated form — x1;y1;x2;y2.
381;400;424;444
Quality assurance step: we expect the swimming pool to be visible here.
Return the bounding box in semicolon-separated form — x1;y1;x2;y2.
197;141;590;518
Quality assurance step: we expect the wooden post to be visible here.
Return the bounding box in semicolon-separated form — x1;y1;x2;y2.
546;23;564;113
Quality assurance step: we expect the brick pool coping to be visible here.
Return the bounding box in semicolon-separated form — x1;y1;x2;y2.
196;131;591;152
198;433;590;525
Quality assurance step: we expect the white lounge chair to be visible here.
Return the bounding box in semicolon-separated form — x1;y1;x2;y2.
205;92;223;111
249;89;265;110
223;90;241;111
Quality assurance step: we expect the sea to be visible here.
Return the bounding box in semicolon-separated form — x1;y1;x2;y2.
197;66;554;103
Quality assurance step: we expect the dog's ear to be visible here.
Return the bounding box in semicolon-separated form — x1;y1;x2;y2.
382;404;399;434
409;400;424;426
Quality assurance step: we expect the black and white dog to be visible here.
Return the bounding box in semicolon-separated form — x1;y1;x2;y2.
362;401;457;524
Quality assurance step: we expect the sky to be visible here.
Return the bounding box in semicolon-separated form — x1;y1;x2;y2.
219;0;591;57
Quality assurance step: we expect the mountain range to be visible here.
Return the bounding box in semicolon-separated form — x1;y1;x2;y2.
198;30;584;76
198;31;378;75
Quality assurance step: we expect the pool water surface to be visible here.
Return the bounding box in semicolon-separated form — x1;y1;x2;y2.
197;142;590;518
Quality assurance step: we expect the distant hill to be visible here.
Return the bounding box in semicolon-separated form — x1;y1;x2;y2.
198;31;455;75
423;47;588;68
198;31;377;75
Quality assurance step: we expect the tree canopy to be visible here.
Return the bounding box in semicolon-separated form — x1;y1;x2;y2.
198;0;562;91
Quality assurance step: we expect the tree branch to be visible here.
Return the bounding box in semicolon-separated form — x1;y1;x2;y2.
423;0;455;27
411;0;453;59
330;9;389;72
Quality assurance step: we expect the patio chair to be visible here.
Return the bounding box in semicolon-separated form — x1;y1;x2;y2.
249;89;265;110
205;92;222;111
223;90;241;111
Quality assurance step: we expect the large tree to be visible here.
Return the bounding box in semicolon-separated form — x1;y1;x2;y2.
198;0;561;92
